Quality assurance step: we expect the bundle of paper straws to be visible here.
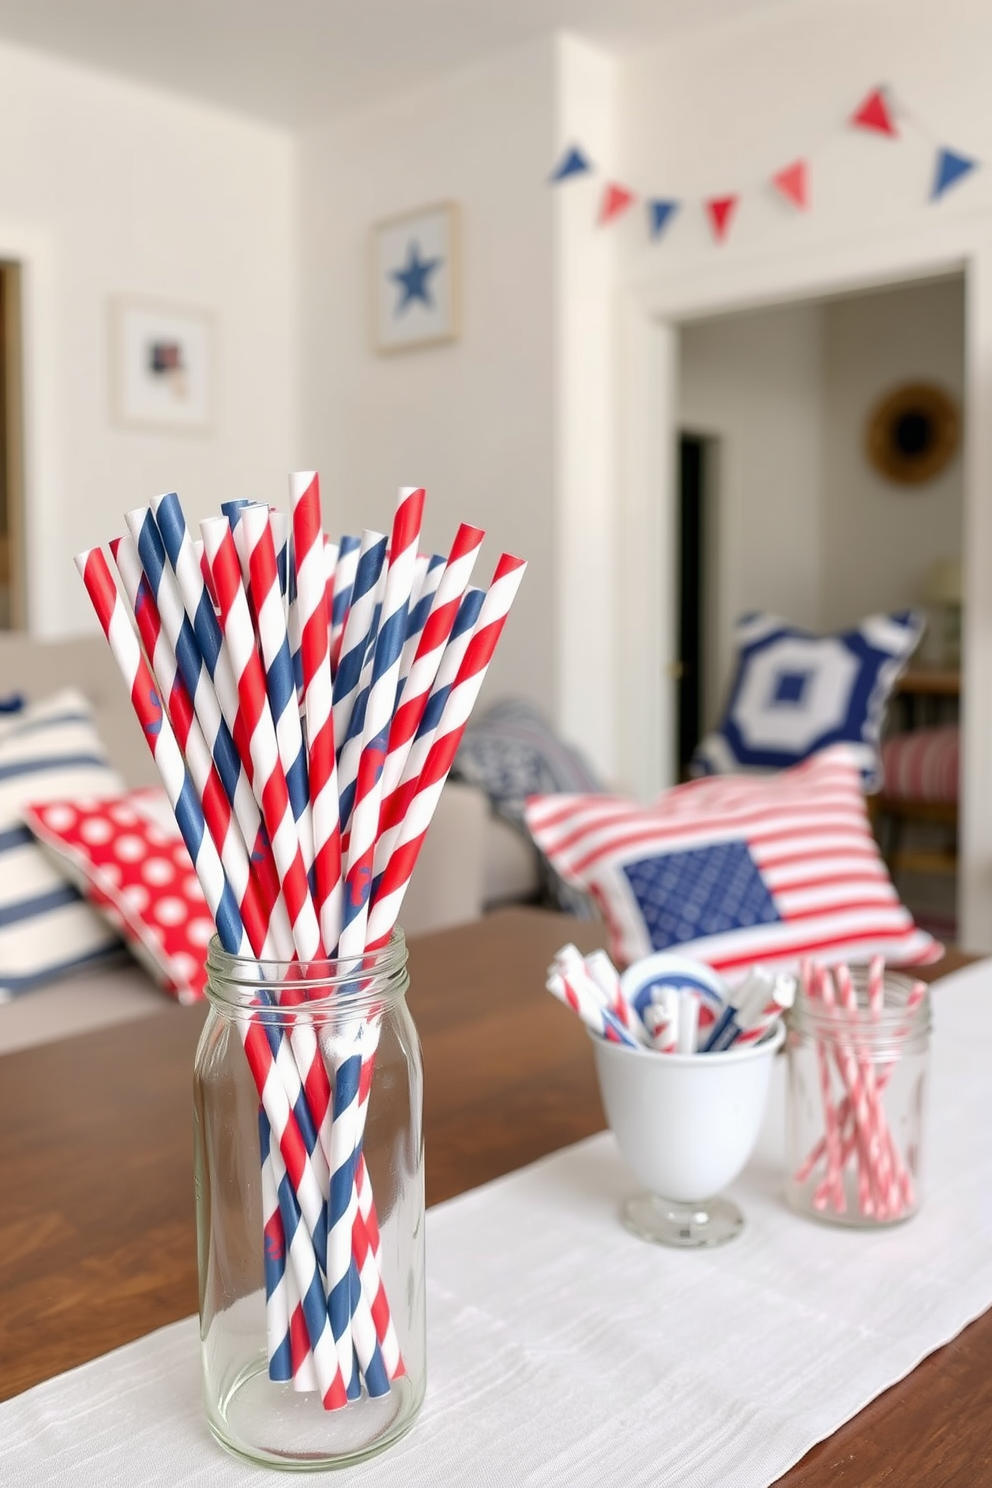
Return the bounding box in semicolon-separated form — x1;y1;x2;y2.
793;957;927;1221
547;945;793;1054
75;474;525;1409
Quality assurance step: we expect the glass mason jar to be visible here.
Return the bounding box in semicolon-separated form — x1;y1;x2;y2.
193;929;426;1471
785;969;931;1228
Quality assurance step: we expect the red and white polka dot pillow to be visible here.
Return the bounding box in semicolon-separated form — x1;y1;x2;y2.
23;788;214;1002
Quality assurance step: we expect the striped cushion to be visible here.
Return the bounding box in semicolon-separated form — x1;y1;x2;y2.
0;689;124;999
880;725;959;804
524;745;940;975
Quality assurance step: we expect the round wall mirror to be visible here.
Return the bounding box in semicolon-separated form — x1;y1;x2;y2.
865;381;961;486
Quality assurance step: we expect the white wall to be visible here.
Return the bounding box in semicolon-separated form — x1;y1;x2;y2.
296;39;557;715
678;301;824;726
0;39;296;635
820;276;964;642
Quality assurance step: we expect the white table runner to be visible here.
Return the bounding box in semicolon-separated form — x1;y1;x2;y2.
4;959;992;1487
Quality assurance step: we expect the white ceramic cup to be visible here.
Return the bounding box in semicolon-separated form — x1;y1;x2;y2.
591;1020;785;1247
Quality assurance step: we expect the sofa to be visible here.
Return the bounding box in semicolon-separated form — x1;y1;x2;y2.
0;632;540;1054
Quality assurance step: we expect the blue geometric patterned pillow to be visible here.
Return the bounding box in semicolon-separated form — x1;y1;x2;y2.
690;611;924;792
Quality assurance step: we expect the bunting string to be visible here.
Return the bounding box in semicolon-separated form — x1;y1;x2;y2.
549;84;979;245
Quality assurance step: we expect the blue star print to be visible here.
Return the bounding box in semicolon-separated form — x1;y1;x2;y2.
391;239;443;315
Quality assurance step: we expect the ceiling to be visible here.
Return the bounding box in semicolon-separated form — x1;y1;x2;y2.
0;0;802;129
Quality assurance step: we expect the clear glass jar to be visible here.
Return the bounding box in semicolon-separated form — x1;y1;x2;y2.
785;969;931;1227
193;929;426;1470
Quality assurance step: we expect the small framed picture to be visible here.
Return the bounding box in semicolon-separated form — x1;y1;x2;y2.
111;298;213;431
371;202;460;354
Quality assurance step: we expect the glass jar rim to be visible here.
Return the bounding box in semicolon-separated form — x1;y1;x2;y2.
787;970;931;1048
204;928;409;1015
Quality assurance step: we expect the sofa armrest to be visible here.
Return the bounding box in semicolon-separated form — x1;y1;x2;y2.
399;781;490;937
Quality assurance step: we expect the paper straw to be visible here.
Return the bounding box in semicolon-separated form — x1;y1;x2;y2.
202;515;324;963
126;501;291;956
111;534;274;961
290;472;343;954
79;545;346;1391
401;552;445;675
332;530;387;759
238;505;314;873
330;535;362;674
380;523;485;806
546;968;643;1048
338;487;424;956
366;555;526;946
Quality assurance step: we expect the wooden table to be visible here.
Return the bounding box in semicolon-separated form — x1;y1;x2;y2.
0;909;987;1485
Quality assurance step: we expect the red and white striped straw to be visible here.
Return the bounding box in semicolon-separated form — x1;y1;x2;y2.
111;533;275;961
202;515;325;963
290;472;343;955
379;522;485;807
338;487;424;956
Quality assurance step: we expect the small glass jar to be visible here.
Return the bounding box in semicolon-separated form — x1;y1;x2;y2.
785;969;931;1227
193;930;426;1470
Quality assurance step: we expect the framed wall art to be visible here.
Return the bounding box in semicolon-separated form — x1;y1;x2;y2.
371;201;460;354
111;298;213;431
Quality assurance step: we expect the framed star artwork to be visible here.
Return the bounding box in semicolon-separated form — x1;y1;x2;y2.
371;201;460;354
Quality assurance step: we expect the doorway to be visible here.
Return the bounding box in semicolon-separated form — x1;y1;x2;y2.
0;261;24;629
674;275;965;934
676;431;713;778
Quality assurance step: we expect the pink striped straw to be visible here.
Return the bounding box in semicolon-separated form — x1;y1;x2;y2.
290;472;343;955
834;963;884;1217
807;963;846;1213
366;554;526;947
202;515;324;964
799;976;928;1197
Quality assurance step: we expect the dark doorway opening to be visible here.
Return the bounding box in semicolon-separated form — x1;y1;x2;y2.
677;432;708;777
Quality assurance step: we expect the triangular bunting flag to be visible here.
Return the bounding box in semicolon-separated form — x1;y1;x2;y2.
706;195;738;242
598;182;636;226
851;87;897;137
647;199;679;239
549;145;592;183
931;147;978;200
772;159;809;210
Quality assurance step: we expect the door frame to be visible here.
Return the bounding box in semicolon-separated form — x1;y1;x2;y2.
617;215;992;950
0;222;58;635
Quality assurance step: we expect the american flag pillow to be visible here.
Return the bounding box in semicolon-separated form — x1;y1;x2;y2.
524;745;940;975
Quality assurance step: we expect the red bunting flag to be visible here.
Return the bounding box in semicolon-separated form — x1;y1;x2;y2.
851;87;897;137
772;159;809;210
706;195;738;242
598;182;636;226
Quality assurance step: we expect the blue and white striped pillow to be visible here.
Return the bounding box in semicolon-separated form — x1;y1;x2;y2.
0;689;124;999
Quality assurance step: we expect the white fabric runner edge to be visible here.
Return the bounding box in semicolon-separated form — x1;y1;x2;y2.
2;958;991;1488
